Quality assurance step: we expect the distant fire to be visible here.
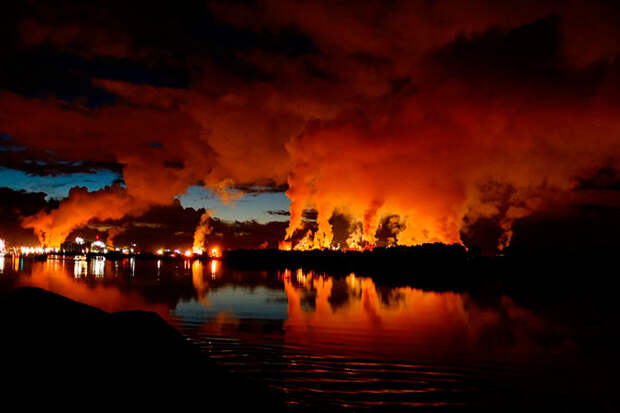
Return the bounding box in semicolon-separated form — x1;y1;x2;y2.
278;240;292;251
278;231;375;252
193;211;213;255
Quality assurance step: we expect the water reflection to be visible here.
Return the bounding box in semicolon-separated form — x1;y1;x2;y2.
192;260;207;299
210;259;219;279
0;257;588;409
1;258;572;362
6;258;170;316
281;271;563;360
0;255;4;274
73;259;87;278
93;257;105;277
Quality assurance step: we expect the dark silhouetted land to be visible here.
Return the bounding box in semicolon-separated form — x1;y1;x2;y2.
0;287;286;411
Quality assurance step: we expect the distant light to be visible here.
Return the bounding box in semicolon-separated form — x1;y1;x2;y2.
156;249;164;256
184;249;192;257
75;237;85;245
92;240;105;249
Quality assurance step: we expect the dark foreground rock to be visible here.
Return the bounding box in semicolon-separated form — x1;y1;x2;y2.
0;287;286;410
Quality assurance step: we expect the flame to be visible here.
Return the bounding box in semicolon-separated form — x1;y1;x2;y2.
293;230;313;251
278;240;292;251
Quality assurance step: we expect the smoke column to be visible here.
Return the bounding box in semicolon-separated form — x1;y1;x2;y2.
193;211;213;253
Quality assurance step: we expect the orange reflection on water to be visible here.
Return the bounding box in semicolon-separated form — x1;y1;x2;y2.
17;259;170;318
210;259;219;279
283;271;561;361
191;260;219;302
192;260;209;302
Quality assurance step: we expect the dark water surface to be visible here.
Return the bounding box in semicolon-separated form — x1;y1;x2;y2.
0;256;615;410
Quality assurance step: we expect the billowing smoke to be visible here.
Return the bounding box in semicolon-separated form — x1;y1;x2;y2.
105;225;127;248
2;0;620;252
192;211;213;253
21;185;148;248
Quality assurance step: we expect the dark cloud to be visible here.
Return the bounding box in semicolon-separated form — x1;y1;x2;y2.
508;203;620;256
233;182;288;194
267;209;290;216
576;166;620;191
0;152;123;176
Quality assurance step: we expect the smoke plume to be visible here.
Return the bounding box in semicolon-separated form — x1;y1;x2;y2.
21;185;148;248
1;0;619;252
192;211;213;253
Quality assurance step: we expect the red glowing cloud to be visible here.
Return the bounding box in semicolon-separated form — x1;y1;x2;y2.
1;1;620;251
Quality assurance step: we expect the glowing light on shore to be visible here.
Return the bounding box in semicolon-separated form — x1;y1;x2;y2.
209;246;221;258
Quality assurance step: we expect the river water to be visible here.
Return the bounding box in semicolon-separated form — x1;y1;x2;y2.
0;255;615;410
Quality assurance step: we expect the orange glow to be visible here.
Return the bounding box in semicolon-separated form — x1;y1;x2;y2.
210;259;219;278
208;246;221;258
16;259;171;318
293;230;313;251
184;249;192;257
282;270;553;360
192;260;209;301
278;240;292;251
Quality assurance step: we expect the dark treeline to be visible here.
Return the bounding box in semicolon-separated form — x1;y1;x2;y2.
222;243;619;304
224;244;470;284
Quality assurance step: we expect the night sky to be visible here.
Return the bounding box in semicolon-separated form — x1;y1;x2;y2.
1;0;620;253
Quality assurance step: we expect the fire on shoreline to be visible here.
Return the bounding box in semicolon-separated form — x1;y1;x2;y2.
278;231;376;252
